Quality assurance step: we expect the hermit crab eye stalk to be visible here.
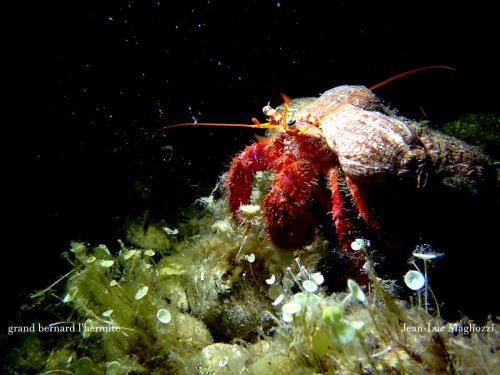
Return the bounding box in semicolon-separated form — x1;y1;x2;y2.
262;105;272;114
284;119;298;134
263;104;283;125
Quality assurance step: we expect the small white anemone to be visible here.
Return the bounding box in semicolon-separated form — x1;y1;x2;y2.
404;270;425;291
272;294;284;306
302;279;318;293
282;301;302;322
347;279;366;303
99;260;114;268
351;238;370;251
311;272;325;285
157;308;172;324
282;301;302;315
134;286;149;300
101;309;113;317
265;274;276;285
244;253;255;263
412;251;444;261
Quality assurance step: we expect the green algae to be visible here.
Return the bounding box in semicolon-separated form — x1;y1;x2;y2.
5;115;500;374
6;177;499;374
441;114;500;159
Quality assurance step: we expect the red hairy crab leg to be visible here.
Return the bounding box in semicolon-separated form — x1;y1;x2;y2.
344;175;379;231
298;65;456;135
329;168;370;284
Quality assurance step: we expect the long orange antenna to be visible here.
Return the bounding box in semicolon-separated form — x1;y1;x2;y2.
155;121;280;134
368;65;455;91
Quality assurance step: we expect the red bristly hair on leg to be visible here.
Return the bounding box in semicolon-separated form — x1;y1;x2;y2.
345;176;380;231
226;143;271;218
329;168;369;283
263;160;319;249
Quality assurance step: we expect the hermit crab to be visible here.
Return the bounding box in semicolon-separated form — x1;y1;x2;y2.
160;67;495;263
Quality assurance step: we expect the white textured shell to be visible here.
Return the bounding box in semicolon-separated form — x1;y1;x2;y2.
297;86;427;181
320;104;426;179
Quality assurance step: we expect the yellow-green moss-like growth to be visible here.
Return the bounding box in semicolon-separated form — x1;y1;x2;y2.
441;114;500;159
6;165;499;375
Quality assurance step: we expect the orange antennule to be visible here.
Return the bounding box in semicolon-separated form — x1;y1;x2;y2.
280;93;291;130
